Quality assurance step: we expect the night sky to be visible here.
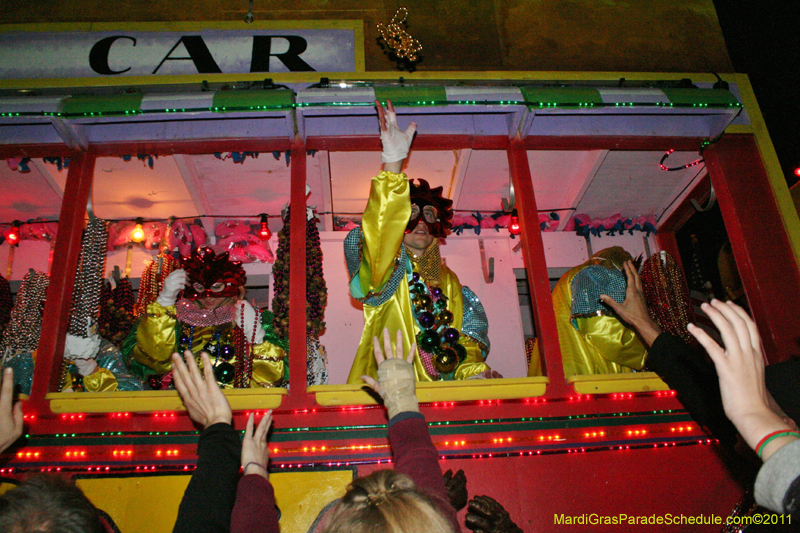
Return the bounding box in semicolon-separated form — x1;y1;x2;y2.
714;1;800;187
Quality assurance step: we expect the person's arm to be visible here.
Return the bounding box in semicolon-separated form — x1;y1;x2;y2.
172;351;239;533
0;367;23;454
231;412;280;533
688;300;800;513
362;330;459;530
352;101;418;297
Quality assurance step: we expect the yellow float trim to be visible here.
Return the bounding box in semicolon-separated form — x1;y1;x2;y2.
568;372;669;394
46;387;286;413
310;376;548;407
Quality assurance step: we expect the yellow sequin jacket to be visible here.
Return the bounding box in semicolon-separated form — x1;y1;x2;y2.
132;301;286;387
345;171;490;384
528;247;647;377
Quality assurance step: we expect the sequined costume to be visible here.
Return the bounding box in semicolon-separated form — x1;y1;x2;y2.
528;246;647;377
345;171;490;383
130;300;286;388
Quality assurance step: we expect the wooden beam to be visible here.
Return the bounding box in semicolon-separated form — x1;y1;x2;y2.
508;140;568;396
704;134;800;363
29;151;95;411
286;139;312;409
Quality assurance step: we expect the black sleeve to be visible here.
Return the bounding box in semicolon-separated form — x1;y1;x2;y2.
173;423;242;533
646;332;738;447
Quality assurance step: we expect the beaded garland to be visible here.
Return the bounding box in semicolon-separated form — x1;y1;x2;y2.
409;271;465;377
271;208;327;338
134;252;180;317
68;217;109;337
0;274;12;338
640;252;696;345
0;270;49;355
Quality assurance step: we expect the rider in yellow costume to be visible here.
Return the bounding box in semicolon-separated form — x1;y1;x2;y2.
528;246;647;377
346;101;494;384
131;247;286;388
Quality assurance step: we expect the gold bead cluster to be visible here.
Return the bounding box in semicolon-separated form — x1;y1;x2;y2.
377;8;422;62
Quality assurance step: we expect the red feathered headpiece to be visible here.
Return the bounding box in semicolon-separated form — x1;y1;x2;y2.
406;179;454;238
181;247;246;300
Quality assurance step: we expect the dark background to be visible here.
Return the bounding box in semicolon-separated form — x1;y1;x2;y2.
714;1;800;187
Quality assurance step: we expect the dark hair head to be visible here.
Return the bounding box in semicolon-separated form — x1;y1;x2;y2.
0;475;104;533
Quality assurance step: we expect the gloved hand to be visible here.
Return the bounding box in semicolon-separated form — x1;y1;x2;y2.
443;468;468;511
157;269;187;307
64;333;101;361
376;100;417;164
235;300;265;344
73;357;99;376
465;495;523;533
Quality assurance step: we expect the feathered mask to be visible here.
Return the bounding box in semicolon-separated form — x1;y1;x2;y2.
405;179;454;238
181;247;246;300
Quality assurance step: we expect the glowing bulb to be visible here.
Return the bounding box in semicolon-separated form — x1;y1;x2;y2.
508;209;521;236
6;222;21;246
258;214;271;241
131;218;145;243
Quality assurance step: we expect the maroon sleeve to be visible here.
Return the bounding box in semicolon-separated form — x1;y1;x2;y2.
388;415;459;530
230;474;280;533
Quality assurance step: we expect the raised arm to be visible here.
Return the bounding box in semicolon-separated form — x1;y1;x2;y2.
687;301;797;461
688;300;800;515
172;351;239;533
351;102;417;297
0;367;23;454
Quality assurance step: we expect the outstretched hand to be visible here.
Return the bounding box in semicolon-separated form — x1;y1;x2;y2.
376;99;417;168
241;411;273;480
171;351;232;429
600;260;662;346
0;367;23;454
688;300;797;460
361;328;419;418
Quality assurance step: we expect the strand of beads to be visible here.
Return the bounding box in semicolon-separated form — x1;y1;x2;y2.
68;217;109;336
409;272;466;376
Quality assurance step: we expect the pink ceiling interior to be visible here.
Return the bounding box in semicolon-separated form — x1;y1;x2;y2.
1;149;705;231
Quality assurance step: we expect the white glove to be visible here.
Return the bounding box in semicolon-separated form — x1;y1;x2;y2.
157;269;187;307
73;357;99;376
65;333;101;361
379;102;417;164
235;300;265;344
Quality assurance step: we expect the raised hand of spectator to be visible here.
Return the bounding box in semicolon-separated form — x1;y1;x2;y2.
361;328;419;419
241;411;272;480
0;367;23;453
171;351;232;429
600;260;662;346
688;300;798;461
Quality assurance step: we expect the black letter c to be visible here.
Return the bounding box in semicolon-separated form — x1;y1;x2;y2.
89;36;136;75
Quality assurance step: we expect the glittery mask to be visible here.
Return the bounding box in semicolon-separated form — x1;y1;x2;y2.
405;179;453;238
181;247;246;300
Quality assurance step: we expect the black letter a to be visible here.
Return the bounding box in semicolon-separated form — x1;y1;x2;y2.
153;36;222;74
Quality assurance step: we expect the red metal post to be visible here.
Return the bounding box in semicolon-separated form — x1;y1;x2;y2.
507;139;569;396
29;151;95;410
704;134;800;363
285;141;313;409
